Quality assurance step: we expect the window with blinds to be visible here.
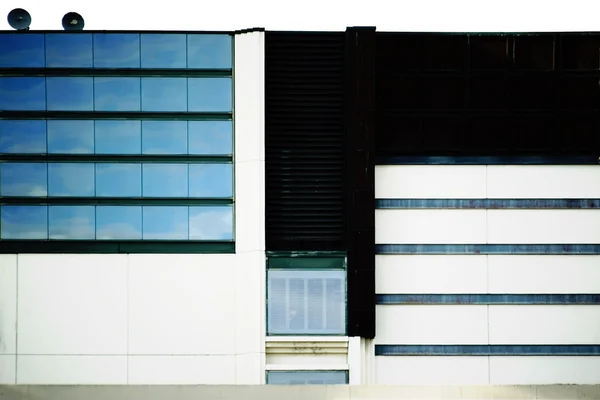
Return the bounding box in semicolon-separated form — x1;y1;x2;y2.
266;371;348;385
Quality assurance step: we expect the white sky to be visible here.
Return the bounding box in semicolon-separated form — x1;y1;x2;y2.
1;0;600;32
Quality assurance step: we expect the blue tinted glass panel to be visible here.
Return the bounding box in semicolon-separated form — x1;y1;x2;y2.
49;206;95;239
0;163;47;196
48;163;94;196
96;206;142;240
96;163;141;197
142;164;188;197
188;164;233;197
94;77;141;111
0;120;46;154
141;78;187;111
47;77;93;111
188;121;232;155
189;206;233;240
188;78;232;112
95;120;141;154
187;34;232;69
143;206;188;239
0;34;45;67
47;120;94;154
0;205;48;239
140;34;186;68
0;78;45;110
267;371;348;385
45;34;92;68
93;34;140;68
142;121;187;154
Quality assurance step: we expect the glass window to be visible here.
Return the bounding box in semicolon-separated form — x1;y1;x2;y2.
143;206;188;240
0;34;45;67
266;371;348;385
93;34;140;68
49;206;95;239
188;164;233;198
188;78;232;112
96;206;142;240
189;206;233;240
140;34;186;68
187;34;232;69
0;205;48;239
47;77;93;111
0;163;47;196
188;121;232;155
0;120;46;154
47;120;94;154
94;77;141;111
96;163;141;197
0;78;45;110
95;120;141;154
141;78;187;111
142;164;188;197
142;121;187;154
48;163;95;197
45;34;93;68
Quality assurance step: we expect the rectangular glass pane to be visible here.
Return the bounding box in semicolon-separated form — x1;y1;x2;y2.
267;371;348;385
289;279;306;330
47;120;94;154
140;34;186;68
142;164;188;197
188;164;233;198
0;205;48;239
188;78;232;112
0;78;45;110
307;279;324;330
96;163;141;197
187;34;232;69
94;77;141;111
189;206;233;240
95;120;141;154
48;163;95;196
0;120;46;154
0;34;45;67
269;278;287;331
47;77;93;111
49;206;95;239
142;206;188;240
141;78;187;111
96;206;142;240
45;34;92;68
142;121;187;154
326;278;344;330
188;121;232;155
0;163;47;196
93;34;140;68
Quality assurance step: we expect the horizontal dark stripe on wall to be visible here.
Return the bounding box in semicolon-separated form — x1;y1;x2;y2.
376;244;600;255
0;68;232;78
376;294;600;305
375;345;600;356
0;154;232;163
0;197;233;206
376;155;600;165
376;199;600;209
0;111;232;121
0;240;235;254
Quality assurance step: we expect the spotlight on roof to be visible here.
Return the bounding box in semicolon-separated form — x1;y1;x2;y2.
62;12;84;30
7;8;32;31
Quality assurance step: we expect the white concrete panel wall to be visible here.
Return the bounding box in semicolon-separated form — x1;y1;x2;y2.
0;255;17;357
490;357;600;385
376;356;489;385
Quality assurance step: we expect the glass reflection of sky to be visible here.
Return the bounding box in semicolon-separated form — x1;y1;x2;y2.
188;121;232;155
47;120;94;154
0;78;45;111
142;121;187;154
96;164;141;197
48;163;95;197
94;77;141;111
189;206;233;240
143;164;188;197
95;120;141;154
93;34;140;68
187;35;232;69
47;77;93;111
141;34;186;68
0;34;45;68
45;34;93;68
188;78;232;112
0;163;47;197
189;164;233;197
49;206;95;239
0;205;48;239
141;78;187;111
96;206;142;240
143;206;188;239
0;120;47;154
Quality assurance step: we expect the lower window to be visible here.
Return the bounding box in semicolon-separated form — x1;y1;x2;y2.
266;371;348;385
